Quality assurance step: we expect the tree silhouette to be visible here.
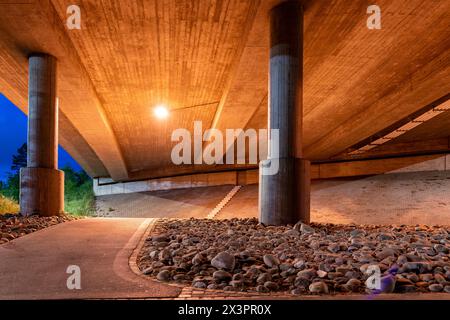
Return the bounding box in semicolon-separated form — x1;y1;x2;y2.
11;143;27;173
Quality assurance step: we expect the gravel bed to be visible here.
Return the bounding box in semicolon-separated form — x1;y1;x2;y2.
138;218;450;295
0;214;77;244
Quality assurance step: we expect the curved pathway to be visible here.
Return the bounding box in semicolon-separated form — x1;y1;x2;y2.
0;218;180;299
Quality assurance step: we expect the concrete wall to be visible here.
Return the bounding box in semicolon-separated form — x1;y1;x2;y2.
94;171;240;196
94;154;450;196
216;169;450;226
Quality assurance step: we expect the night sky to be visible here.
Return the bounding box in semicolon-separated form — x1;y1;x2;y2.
0;93;82;182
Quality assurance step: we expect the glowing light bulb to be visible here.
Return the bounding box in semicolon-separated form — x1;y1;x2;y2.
154;105;169;119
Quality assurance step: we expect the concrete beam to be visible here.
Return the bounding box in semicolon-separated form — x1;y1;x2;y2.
312;154;450;179
304;48;450;160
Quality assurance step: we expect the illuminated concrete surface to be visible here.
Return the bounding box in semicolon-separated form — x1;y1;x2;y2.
0;218;180;299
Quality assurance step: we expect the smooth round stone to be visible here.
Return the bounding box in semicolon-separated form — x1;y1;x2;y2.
264;281;279;291
419;274;434;282
291;288;304;295
152;234;169;243
345;278;361;292
279;263;292;272
309;281;329;294
350;229;365;237
158;249;171;261
213;270;232;281
379;275;396;293
193;281;207;289
434;244;449;254
257;273;272;284
223;285;235;291
429;284;443;292
211;252;235;271
317;270;327;278
263;254;280;268
327;243;340;253
376;248;396;260
156;270;171;281
297;269;316;280
294;276;310;288
173;274;185;281
192;253;206;265
284;229;300;237
149;250;159;259
378;233;395;241
256;285;269;293
299;223;315;234
142;267;153;275
293;260;306;269
406;274;419;283
232;273;244;281
434;273;448;285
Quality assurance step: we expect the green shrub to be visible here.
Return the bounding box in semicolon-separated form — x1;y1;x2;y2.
0;167;95;216
0;172;20;201
63;166;95;216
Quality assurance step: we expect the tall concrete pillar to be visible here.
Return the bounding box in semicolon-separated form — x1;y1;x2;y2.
20;53;64;216
259;0;310;225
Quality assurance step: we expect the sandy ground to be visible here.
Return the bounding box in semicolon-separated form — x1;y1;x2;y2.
96;170;450;226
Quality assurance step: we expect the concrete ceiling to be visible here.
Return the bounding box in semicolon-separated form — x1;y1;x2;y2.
0;0;449;181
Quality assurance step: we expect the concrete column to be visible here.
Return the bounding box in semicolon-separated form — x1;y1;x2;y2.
259;0;310;225
20;53;64;216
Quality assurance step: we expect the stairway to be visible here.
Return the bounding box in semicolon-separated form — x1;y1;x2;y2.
206;185;242;219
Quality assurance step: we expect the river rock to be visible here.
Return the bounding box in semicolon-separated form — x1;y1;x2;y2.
263;254;280;268
309;281;329;294
156;270;171;281
211;252;235;270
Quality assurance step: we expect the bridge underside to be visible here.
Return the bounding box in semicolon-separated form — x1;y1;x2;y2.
0;0;449;222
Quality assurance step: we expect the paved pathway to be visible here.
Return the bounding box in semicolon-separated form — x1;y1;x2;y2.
0;218;180;299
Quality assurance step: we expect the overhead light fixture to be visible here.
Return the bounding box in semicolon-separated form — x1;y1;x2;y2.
154;104;169;119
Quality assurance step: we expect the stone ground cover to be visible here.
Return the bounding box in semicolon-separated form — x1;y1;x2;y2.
138;218;450;295
0;214;76;244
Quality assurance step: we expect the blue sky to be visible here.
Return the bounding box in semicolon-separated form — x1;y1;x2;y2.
0;93;82;181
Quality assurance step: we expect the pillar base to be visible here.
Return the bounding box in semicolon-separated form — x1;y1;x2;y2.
20;168;64;217
259;158;310;225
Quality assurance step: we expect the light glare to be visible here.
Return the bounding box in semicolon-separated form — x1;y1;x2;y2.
154;105;169;119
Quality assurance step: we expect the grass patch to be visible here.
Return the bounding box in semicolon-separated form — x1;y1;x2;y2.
65;180;95;216
0;194;19;215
